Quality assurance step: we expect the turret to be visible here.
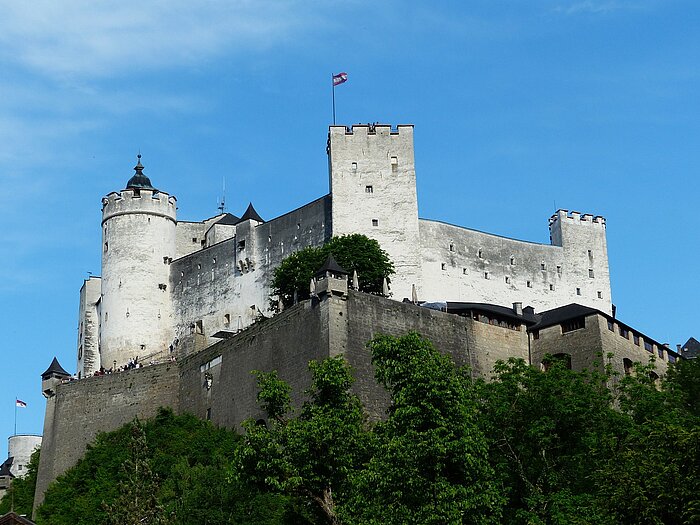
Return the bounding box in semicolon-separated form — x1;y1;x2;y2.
99;156;177;369
313;255;349;298
41;357;70;398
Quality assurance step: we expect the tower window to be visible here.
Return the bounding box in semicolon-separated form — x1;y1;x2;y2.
462;268;467;275
541;262;546;270
484;271;489;279
576;287;581;295
505;276;510;284
104;242;108;252
556;265;562;274
192;237;198;243
510;256;515;265
527;281;532;288
372;219;379;227
597;291;603;299
391;156;398;169
477;249;483;258
365;185;373;193
224;314;230;326
195;320;204;335
441;263;446;270
449;243;454;252
550;284;555;291
351;162;357;170
589;269;594;278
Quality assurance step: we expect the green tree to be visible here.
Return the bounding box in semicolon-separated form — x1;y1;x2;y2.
236;358;371;525
476;357;624;524
0;447;40;516
593;359;700;524
103;420;170;525
271;234;394;307
347;332;503;525
36;408;291;525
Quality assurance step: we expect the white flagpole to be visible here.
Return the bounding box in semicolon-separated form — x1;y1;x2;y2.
332;74;336;125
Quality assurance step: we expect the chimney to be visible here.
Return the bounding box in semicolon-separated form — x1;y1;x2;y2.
513;302;523;316
677;344;682;352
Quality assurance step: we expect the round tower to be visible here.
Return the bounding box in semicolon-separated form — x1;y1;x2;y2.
100;156;177;369
8;434;42;478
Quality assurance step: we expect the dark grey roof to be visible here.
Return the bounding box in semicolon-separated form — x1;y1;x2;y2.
0;511;38;525
238;203;264;223
41;357;70;380
215;213;240;226
436;302;538;325
0;458;13;478
682;337;700;358
529;303;600;331
125;155;156;191
315;255;348;277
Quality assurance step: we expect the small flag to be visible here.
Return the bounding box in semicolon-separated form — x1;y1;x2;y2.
332;72;348;86
16;399;27;408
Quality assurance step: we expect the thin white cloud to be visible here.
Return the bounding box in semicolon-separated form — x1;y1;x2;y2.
554;1;648;15
0;0;332;79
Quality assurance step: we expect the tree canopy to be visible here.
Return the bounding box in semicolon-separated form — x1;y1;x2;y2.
271;234;394;307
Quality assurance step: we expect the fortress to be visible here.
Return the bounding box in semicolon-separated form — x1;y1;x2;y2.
34;123;681;509
77;124;612;377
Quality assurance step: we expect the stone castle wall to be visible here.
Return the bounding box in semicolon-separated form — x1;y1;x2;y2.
34;363;179;508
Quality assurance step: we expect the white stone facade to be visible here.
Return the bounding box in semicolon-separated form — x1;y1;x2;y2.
76;124;612;372
8;434;41;478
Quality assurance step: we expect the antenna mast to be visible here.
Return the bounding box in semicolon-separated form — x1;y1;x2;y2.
217;177;226;214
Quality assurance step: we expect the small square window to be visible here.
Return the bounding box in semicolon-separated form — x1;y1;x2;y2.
449;243;455;252
391;156;398;167
527;281;532;288
633;334;640;346
462;268;467;275
505;276;510;284
477;249;483;258
550;284;555;291
351;162;357;170
588;249;593;257
441;263;446;270
541;262;546;270
192;237;198;243
484;271;489;279
597;291;603;299
365;185;373;193
589;269;594;278
557;265;562;274
371;219;379;227
576;287;581;295
510;256;515;265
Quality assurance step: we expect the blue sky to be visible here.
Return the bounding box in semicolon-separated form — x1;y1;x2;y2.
1;0;698;454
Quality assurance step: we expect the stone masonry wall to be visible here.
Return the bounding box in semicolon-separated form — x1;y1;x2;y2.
34;363;179;508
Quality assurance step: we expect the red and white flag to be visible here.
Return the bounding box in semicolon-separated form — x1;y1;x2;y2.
332;72;348;86
16;399;27;408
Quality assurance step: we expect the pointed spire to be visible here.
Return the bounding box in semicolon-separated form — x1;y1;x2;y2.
126;153;156;191
41;357;70;380
315;255;349;279
238;203;264;223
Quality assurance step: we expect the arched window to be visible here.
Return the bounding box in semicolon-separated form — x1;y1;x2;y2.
623;358;634;376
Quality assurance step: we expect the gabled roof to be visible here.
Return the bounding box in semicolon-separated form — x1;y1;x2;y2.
529;303;600;331
0;511;38;525
682;337;700;358
215;213;240;226
238;203;264;223
315;255;349;277
41;357;70;380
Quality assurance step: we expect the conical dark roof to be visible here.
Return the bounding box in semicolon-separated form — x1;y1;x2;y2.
126;154;156;191
0;457;14;478
41;357;70;380
315;255;349;278
238;203;264;223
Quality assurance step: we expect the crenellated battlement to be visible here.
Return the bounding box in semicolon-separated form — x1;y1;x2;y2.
102;189;177;224
548;209;606;229
329;123;413;138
